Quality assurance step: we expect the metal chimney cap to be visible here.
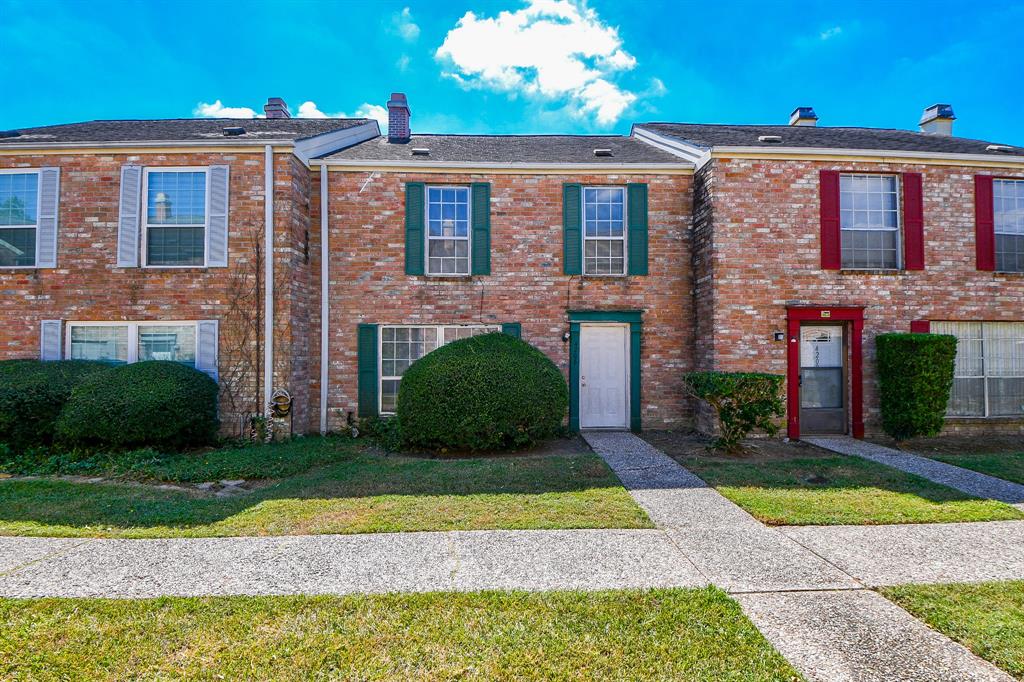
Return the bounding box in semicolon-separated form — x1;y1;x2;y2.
921;103;956;123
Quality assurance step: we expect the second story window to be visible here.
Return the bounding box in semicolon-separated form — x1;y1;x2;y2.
144;169;207;267
840;174;900;269
994;179;1024;273
584;186;626;275
0;171;38;267
427;186;469;275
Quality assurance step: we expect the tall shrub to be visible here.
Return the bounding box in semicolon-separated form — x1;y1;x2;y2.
876;333;957;441
682;371;785;454
397;333;568;452
0;359;111;450
56;361;219;449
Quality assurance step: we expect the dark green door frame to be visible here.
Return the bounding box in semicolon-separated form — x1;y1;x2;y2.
568;310;642;433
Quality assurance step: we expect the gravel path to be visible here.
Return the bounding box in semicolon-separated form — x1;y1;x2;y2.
805;436;1024;509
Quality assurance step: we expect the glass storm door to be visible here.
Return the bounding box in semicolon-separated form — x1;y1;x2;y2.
799;325;847;434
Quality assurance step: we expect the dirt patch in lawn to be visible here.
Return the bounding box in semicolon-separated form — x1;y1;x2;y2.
641;429;831;463
867;434;1024;456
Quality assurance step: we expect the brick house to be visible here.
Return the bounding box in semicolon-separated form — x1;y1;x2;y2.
1;96;1021;438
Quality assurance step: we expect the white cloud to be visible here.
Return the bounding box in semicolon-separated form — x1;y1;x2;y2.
391;7;420;42
819;26;842;40
350;103;389;130
396;54;411;71
193;100;261;118
435;0;645;125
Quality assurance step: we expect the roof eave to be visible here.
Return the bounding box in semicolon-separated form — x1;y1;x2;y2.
710;145;1024;165
0;138;298;151
314;158;694;173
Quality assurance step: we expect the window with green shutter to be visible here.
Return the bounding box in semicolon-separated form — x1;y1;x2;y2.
626;183;648;275
562;183;582;275
404;183;425;275
357;324;379;417
471;182;491;275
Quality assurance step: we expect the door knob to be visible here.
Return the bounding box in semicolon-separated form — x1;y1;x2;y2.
581;376;587;387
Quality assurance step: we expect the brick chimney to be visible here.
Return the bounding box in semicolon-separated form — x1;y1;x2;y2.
789;106;818;127
264;97;291;119
919;104;955;136
387;92;411;142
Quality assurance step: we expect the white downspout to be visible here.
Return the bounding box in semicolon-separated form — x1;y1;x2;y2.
263;145;274;414
319;163;330;434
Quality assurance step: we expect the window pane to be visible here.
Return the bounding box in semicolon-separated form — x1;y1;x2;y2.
839;174;899;269
989;378;1024;417
0;227;36;267
996;234;1024;274
381;379;400;413
147;171;206;225
70;326;129;364
0;173;38;226
994;180;1024;236
984;323;1024;377
147;226;205;266
138;325;196;366
584;187;624;238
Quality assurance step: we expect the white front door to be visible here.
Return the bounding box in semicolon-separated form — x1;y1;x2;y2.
580;324;629;429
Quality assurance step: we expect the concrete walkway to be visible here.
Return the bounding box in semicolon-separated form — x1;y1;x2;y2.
805;436;1024;510
583;431;1017;682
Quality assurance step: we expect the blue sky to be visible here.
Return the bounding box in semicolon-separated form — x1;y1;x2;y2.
1;0;1022;144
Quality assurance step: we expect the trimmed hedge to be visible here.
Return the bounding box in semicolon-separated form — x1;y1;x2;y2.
876;333;957;441
0;359;112;450
682;371;785;453
56;361;220;449
397;333;568;452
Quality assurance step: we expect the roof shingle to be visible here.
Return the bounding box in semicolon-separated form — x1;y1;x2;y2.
637;123;1024;157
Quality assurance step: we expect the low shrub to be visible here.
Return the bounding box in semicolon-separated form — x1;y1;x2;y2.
397;333;568;452
0;359;112;450
682;371;785;454
56;361;220;449
876;333;957;441
360;415;404;452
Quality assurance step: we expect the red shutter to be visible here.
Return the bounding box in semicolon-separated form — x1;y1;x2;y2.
975;175;995;271
910;320;930;333
820;170;841;270
902;173;924;270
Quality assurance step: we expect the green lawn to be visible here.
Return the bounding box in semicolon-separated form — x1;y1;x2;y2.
924;452;1024;487
674;451;1024;526
0;588;801;681
882;581;1024;679
0;440;650;538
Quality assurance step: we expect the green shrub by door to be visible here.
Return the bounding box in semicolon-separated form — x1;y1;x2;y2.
397;333;568;452
876;333;957;441
56;361;219;449
0;359;111;450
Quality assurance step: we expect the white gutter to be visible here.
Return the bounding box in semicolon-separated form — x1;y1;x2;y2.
319;163;329;434
708;145;1024;165
0;139;297;150
317;159;693;171
263;145;274;415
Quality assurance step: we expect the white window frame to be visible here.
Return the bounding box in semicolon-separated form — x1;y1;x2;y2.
993;178;1024;274
838;173;902;270
0;168;40;269
141;167;210;268
378;324;500;414
424;185;472;277
65;320;200;366
582;185;628;276
934;321;1024;418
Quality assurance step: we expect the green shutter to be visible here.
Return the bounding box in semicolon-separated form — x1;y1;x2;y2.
471;182;491;275
627;183;649;276
357;324;379;418
562;183;582;275
501;322;521;338
405;183;425;275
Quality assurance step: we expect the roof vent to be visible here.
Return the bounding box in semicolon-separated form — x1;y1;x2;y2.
593;148;613;157
411;147;430;156
222;126;246;137
789;107;818;127
0;130;21;139
986;144;1016;153
758;135;783;143
920;103;955;136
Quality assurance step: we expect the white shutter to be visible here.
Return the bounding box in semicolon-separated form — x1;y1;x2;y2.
206;165;229;267
35;167;60;268
195;320;219;380
117;165;143;267
40;320;62;361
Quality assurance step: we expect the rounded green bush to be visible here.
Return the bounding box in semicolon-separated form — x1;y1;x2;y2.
0;359;112;450
56;361;220;449
876;333;957;441
396;333;568;452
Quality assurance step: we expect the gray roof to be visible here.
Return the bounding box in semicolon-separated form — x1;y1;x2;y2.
637;123;1024;157
0;118;371;145
323;134;686;164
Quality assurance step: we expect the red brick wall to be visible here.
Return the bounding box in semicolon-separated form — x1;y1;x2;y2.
0;150;308;435
695;156;1024;435
308;170;695;433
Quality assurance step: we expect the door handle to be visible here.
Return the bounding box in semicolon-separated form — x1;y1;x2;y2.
798;374;802;387
581;376;587;387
